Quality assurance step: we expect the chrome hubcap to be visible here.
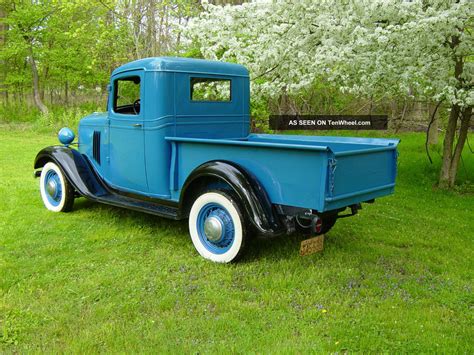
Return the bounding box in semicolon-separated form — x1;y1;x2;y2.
204;216;223;242
46;178;58;196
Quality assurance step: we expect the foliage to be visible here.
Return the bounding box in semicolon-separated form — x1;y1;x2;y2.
187;0;473;106
2;1;122;96
191;78;231;101
0;0;200;107
187;0;473;187
250;96;271;132
1;127;473;352
0;103;103;136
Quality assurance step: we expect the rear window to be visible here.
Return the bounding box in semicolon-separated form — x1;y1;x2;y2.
190;77;231;102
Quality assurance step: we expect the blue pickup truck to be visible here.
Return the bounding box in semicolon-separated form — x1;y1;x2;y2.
34;57;399;262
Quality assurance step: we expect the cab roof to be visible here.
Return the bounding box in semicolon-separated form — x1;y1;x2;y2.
112;57;249;77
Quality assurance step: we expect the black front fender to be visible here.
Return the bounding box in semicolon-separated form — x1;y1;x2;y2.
180;161;285;237
34;146;107;198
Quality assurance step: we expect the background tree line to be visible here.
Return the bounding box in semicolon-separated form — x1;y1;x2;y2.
0;0;472;188
0;0;200;112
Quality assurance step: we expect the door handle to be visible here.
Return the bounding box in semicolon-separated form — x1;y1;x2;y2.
132;123;142;128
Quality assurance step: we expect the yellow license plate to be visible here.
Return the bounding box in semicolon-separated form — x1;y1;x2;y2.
300;235;324;256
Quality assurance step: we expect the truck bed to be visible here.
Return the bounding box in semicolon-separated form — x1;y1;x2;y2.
166;134;399;212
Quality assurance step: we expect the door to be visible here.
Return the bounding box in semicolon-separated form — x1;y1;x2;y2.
108;70;148;193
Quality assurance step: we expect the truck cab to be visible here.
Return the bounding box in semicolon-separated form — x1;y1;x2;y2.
35;57;399;263
79;57;250;199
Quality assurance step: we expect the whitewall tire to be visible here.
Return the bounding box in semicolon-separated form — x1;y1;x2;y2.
39;162;75;212
189;191;247;263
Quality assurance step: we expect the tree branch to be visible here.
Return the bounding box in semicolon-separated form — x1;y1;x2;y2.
425;99;443;164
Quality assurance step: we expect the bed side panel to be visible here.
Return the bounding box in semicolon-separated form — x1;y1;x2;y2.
170;141;328;211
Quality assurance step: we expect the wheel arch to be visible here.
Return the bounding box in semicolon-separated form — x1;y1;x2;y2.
34;146;107;198
179;161;285;236
34;154;52;170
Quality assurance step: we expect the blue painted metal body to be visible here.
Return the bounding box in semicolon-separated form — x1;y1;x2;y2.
78;57;399;214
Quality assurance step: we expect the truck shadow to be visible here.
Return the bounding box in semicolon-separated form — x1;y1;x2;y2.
242;233;322;263
73;198;188;233
73;198;339;262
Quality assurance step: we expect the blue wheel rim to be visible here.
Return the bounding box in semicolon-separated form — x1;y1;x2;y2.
44;169;62;207
197;203;235;254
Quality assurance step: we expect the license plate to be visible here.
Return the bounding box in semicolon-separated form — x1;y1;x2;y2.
300;235;324;256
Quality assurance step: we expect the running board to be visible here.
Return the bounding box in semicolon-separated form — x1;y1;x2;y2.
34;147;181;219
93;192;180;219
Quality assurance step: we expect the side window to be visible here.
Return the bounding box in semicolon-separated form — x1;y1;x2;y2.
190;77;231;102
113;76;141;115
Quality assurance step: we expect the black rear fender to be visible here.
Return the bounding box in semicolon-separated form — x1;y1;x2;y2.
179;161;285;237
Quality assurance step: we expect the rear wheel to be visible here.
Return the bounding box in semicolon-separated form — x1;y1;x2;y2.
188;191;247;263
39;162;75;212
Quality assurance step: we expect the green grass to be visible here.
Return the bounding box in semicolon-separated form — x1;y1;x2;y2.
1;126;473;352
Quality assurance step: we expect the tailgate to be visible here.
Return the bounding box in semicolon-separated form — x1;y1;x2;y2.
324;144;398;211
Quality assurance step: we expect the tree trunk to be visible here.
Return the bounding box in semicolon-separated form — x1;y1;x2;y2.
65;80;68;106
147;0;157;56
438;105;472;188
157;8;164;55
41;65;48;102
394;99;409;133
28;45;48;115
439;105;460;188
448;106;472;186
0;8;8;104
176;15;182;51
438;33;468;188
427;102;439;145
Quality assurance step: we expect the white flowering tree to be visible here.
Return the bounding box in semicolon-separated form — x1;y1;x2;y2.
186;0;473;188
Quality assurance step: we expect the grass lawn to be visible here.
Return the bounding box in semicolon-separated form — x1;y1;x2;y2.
1;125;473;352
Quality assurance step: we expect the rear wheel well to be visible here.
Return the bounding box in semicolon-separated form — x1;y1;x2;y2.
181;176;234;218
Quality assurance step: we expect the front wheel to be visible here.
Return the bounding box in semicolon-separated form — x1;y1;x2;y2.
189;191;247;263
39;162;75;212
